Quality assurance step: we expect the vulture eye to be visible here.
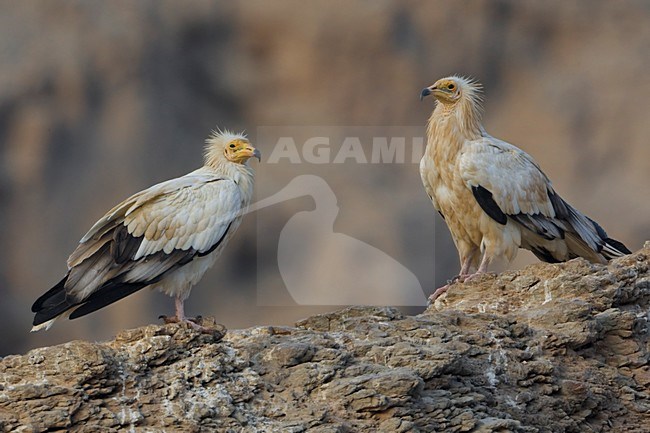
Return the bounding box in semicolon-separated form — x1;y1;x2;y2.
448;83;456;90
229;143;236;148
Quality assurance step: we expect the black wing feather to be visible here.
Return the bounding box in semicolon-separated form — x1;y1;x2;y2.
32;220;235;326
469;183;631;263
471;185;507;225
530;246;565;263
111;225;144;264
32;275;80;326
69;281;148;319
510;213;565;240
604;237;631;255
32;275;68;313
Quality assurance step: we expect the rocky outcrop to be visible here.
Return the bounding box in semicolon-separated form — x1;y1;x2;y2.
1;244;649;432
3;1;649;354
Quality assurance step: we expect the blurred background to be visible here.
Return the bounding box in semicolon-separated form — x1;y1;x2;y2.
1;0;648;355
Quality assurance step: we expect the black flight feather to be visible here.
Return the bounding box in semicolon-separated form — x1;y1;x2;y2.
32;219;234;326
605;238;631;255
32;275;80;326
111;225;144;264
32;275;67;313
530;246;564;263
472;185;507;225
69;281;148;320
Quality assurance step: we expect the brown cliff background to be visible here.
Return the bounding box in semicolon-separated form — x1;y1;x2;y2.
0;0;649;355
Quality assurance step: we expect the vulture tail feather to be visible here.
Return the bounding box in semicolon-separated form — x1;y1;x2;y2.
602;237;632;259
32;275;79;327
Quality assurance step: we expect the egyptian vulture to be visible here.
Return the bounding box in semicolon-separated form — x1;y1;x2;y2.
31;130;260;331
420;76;631;300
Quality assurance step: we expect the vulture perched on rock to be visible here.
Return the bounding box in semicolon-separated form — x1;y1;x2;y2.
420;76;630;300
32;129;260;331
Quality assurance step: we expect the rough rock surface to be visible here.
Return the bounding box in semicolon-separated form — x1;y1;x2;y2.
2;244;649;432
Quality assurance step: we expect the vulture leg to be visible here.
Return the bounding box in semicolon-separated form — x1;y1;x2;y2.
457;252;477;281
160;297;208;332
476;252;491;274
174;296;189;322
428;253;477;302
463;252;492;283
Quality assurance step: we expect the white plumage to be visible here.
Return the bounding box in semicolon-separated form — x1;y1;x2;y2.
32;129;260;331
420;76;630;300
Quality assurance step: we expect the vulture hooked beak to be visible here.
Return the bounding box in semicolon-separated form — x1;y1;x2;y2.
419;87;433;101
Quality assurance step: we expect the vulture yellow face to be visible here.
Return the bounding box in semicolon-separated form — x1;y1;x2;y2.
224;139;261;164
420;78;462;104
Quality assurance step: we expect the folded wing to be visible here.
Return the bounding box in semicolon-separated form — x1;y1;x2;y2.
459;135;630;263
32;170;243;327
